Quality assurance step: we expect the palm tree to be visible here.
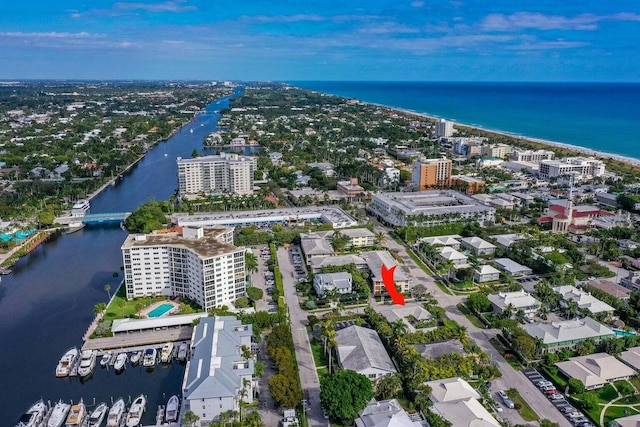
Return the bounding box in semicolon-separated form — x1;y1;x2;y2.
326;331;338;375
245;251;258;275
104;284;111;300
502;303;516;319
537;306;549;320
391;319;407;338
565;299;579;319
374;231;386;246
94;302;107;315
181;410;200;427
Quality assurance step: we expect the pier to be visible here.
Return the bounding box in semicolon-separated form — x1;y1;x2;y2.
83;328;193;351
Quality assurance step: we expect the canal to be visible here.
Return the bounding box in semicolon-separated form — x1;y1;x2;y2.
0;89;241;425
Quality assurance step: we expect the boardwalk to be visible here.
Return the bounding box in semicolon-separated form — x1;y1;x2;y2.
83;328;193;351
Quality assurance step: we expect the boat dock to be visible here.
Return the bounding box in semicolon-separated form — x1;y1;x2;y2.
82;327;192;351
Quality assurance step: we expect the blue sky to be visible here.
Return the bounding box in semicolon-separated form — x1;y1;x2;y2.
1;0;639;81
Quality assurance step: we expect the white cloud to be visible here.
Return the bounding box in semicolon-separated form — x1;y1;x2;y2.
112;1;196;13
480;11;640;32
0;32;99;39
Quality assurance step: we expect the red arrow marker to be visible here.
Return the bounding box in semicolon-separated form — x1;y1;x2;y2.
381;264;405;305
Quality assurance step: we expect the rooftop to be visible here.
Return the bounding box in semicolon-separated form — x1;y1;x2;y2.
336;325;396;375
426;377;480;403
122;227;240;258
523;317;615;345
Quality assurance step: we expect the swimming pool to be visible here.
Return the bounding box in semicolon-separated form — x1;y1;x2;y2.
614;329;635;337
0;228;36;243
147;303;176;318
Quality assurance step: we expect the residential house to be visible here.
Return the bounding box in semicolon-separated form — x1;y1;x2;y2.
460;237;496;256
522;317;615;352
474;265;501;283
488;290;541;315
415;340;466;360
619;346;640;371
355;399;426;427
313;272;353;297
362;251;411;295
492;258;532;277
417;235;461;249
553;285;615;314
490;234;525;248
379;305;433;333
309;254;367;273
556;353;636;390
620;271;640;292
436;246;469;269
426;377;480;403
335;325;397;382
339;228;376;248
430;397;501;427
182;316;254;424
587;279;631;301
300;232;335;265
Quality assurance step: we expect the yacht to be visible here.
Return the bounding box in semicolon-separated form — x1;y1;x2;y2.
65;400;87;427
77;349;96;378
114;352;128;371
125;394;146;427
105;398;125;427
99;352;112;368
160;342;173;363
56;347;78;377
130;350;143;365
177;343;188;361
71;199;91;216
142;348;157;368
47;400;71;427
14;399;47;427
88;402;108;427
165;395;180;422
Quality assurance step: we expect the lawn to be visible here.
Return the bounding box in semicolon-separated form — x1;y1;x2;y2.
457;304;486;329
604;405;640;425
508;389;539;421
539;364;568;390
102;283;175;320
310;338;328;368
406;249;452;295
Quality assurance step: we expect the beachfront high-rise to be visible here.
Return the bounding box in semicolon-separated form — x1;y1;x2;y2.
121;227;246;311
177;152;257;196
412;157;452;190
435;118;454;138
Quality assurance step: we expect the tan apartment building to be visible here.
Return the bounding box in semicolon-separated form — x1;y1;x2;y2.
412;158;452;190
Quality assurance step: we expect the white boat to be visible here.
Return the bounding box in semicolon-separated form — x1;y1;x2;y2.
189;128;194;134
130;350;143;365
165;395;180;422
56;347;78;377
105;399;125;427
99;352;112;367
125;394;146;427
177;343;188;361
15;399;47;427
65;400;87;427
47;400;71;427
77;349;96;377
71;199;91;216
114;352;128;371
160;342;173;363
142;348;157;367
88;402;108;427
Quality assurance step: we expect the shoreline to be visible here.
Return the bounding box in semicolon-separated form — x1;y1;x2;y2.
385;105;640;168
301;84;640;170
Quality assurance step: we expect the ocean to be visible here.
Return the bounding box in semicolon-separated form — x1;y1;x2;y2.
289;81;640;161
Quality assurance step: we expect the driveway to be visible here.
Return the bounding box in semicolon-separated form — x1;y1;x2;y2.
277;246;329;427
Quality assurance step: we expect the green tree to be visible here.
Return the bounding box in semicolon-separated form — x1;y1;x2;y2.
466;293;492;313
539;420;560;427
235;297;250;308
269;373;302;408
123;201;171;233
36;210;55;227
512;334;537;360
568;378;585;394
376;373;402;400
245;251;259;274
246;287;263;301
320;369;374;424
94;302;107;314
181;410;200;427
104;284;111;300
580;393;599;410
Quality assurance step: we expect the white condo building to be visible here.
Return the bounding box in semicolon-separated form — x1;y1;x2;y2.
177;153;257;196
509;148;555;163
435;119;454;138
539;157;606;180
121;227;246;311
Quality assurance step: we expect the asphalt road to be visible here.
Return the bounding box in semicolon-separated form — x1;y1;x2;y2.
277;246;329;427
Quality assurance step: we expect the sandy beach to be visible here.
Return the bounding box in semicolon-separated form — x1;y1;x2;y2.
386;104;640;169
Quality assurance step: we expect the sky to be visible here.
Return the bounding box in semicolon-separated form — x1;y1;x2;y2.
1;0;639;81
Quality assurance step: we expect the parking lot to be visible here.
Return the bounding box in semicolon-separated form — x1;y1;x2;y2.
522;368;595;427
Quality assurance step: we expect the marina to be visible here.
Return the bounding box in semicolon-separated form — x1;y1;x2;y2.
1;93;238;425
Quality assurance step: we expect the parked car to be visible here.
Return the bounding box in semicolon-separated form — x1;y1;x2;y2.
537;380;553;388
497;391;515;409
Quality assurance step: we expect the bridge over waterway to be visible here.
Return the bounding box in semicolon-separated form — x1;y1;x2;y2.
55;212;131;225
